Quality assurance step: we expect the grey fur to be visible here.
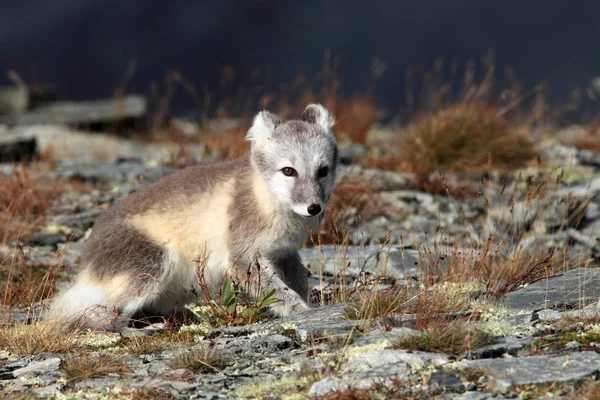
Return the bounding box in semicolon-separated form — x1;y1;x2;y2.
47;104;339;331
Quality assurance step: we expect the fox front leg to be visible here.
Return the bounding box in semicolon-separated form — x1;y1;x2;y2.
271;250;309;302
236;256;310;317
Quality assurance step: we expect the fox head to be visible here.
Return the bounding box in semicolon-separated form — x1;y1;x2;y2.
245;103;339;219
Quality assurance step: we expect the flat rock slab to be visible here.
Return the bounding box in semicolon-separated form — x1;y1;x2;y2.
503;268;600;311
4;95;146;126
10;358;61;378
206;303;357;344
54;162;177;185
456;351;600;393
309;362;411;397
468;336;534;360
310;349;449;396
300;245;420;280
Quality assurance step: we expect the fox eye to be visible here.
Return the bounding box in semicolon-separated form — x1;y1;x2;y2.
317;166;329;178
281;167;297;177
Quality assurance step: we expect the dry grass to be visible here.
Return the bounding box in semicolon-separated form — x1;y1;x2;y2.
0;322;80;356
314;173;383;245
393;320;491;356
329;96;385;144
401;104;536;174
344;287;410;321
171;348;225;374
568;380;600;400
420;242;557;299
120;334;174;356
344;280;476;331
201;123;252;160
62;353;130;383
0;244;62;310
575;129;600;152
0;168;63;242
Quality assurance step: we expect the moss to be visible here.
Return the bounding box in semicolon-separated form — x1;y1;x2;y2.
234;377;309;399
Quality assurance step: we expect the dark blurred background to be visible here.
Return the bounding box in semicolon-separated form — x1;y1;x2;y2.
2;0;599;118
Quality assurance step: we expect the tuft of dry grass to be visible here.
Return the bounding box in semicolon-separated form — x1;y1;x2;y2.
420;242;557;300
62;353;130;383
201;123;252;161
344;280;476;332
120;334;173;356
1;243;62;310
315;173;383;245
171;348;225;374
574;125;600;152
568;380;600;400
393;320;492;356
344;287;410;321
0;168;63;242
401;104;536;175
0;322;80;356
331;96;385;144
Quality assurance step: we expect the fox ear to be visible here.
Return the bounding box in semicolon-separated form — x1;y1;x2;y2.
301;103;335;131
245;110;281;141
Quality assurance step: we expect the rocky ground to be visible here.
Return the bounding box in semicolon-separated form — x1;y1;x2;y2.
1;116;600;399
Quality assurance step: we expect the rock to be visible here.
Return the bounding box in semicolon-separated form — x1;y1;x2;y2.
32;383;63;397
309;376;349;397
0;133;36;162
352;327;418;347
427;371;465;394
254;334;294;351
343;349;448;374
4;95;147;128
56;162;176;185
338;143;367;165
456;352;600;394
579;149;600;168
468;336;534;360
55;210;103;231
296;320;361;344
23;232;67;248
314;362;411;396
337;166;411;190
11;357;61;378
300;244;421;280
503;268;600;311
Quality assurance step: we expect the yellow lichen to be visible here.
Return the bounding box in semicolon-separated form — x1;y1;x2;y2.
72;333;122;350
345;341;391;361
234;377;309;399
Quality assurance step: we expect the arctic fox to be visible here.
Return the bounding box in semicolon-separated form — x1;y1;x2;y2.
48;104;339;331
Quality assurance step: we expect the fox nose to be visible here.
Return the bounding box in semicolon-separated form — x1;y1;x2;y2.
307;204;322;216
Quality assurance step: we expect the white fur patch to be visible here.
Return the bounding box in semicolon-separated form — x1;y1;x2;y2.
305;103;336;131
245;110;277;142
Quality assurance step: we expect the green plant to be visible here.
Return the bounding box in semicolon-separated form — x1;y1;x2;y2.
196;278;279;327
